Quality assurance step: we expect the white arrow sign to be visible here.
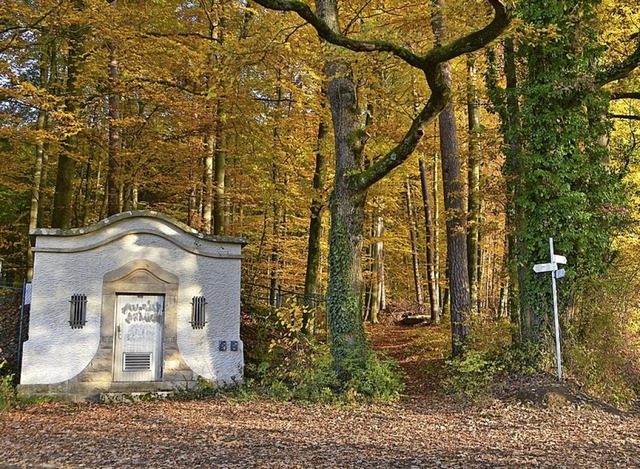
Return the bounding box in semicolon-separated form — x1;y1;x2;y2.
554;255;567;265
533;262;557;273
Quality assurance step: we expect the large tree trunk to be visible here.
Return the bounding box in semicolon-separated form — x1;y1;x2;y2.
316;0;369;368
439;97;471;356
419;158;440;323
432;0;471;356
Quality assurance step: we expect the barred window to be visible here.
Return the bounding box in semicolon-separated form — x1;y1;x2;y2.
69;294;87;329
191;296;207;329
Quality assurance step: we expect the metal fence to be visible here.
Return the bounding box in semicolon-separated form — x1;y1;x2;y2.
243;282;325;309
242;282;327;335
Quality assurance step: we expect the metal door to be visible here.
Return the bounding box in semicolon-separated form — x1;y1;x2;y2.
113;294;165;382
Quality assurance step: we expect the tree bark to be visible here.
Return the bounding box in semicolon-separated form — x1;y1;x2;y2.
419;158;440;323
432;0;471;356
405;179;424;311
322;40;369;368
52;10;84;229
466;53;481;317
302;116;328;334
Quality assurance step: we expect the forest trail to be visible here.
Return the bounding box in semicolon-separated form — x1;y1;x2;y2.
367;322;449;399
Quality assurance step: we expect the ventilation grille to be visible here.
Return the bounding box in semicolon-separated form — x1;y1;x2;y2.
69;294;87;329
123;352;152;371
191;296;207;329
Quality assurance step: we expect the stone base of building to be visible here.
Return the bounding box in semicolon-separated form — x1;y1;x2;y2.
17;378;199;402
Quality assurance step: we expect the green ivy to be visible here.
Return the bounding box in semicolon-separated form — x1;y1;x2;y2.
496;0;628;350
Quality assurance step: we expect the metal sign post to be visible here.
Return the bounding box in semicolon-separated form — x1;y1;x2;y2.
533;237;567;382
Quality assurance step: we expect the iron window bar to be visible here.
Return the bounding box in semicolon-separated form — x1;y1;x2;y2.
69;294;87;329
191;296;207;329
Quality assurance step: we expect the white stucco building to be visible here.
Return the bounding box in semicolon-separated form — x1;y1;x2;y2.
18;211;246;401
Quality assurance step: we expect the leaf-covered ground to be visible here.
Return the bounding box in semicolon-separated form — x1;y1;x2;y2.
2;323;639;468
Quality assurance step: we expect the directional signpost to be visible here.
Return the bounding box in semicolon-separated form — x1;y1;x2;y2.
533;238;567;382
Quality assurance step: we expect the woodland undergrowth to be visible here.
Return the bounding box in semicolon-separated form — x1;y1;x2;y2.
239;298;404;404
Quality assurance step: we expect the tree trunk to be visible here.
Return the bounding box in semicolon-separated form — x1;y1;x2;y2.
52;17;84;229
203;135;214;233
302;117;328;334
106;24;121;217
405;179;424;311
28;106;47;280
213;112;226;235
316;0;369;368
467;53;481;318
433;149;443;313
419;158;440;323
432;0;471;356
369;198;384;324
502;38;526;343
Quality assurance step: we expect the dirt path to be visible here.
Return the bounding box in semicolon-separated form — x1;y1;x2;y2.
367;322;449;399
2;324;640;468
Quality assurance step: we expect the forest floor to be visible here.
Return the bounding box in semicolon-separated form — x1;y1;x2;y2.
2;322;640;468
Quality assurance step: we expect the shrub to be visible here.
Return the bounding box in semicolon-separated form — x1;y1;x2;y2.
443;349;505;398
241;297;403;404
564;257;640;407
0;357;15;412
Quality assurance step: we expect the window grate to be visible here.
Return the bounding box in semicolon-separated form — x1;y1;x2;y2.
69;294;87;329
191;296;207;329
123;352;152;371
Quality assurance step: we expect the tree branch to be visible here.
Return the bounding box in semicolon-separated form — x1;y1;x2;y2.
424;0;509;65
597;36;640;86
609;113;640;121
252;0;510;192
143;31;222;43
252;0;510;70
252;0;425;67
354;65;450;191
610;92;640;100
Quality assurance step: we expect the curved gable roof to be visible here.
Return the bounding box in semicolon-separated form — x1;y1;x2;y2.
30;210;247;258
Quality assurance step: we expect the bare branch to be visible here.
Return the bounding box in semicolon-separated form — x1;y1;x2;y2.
610;92;640;100
609;113;640;121
143;31;222;43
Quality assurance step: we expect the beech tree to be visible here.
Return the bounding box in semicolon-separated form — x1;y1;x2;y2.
252;0;509;369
